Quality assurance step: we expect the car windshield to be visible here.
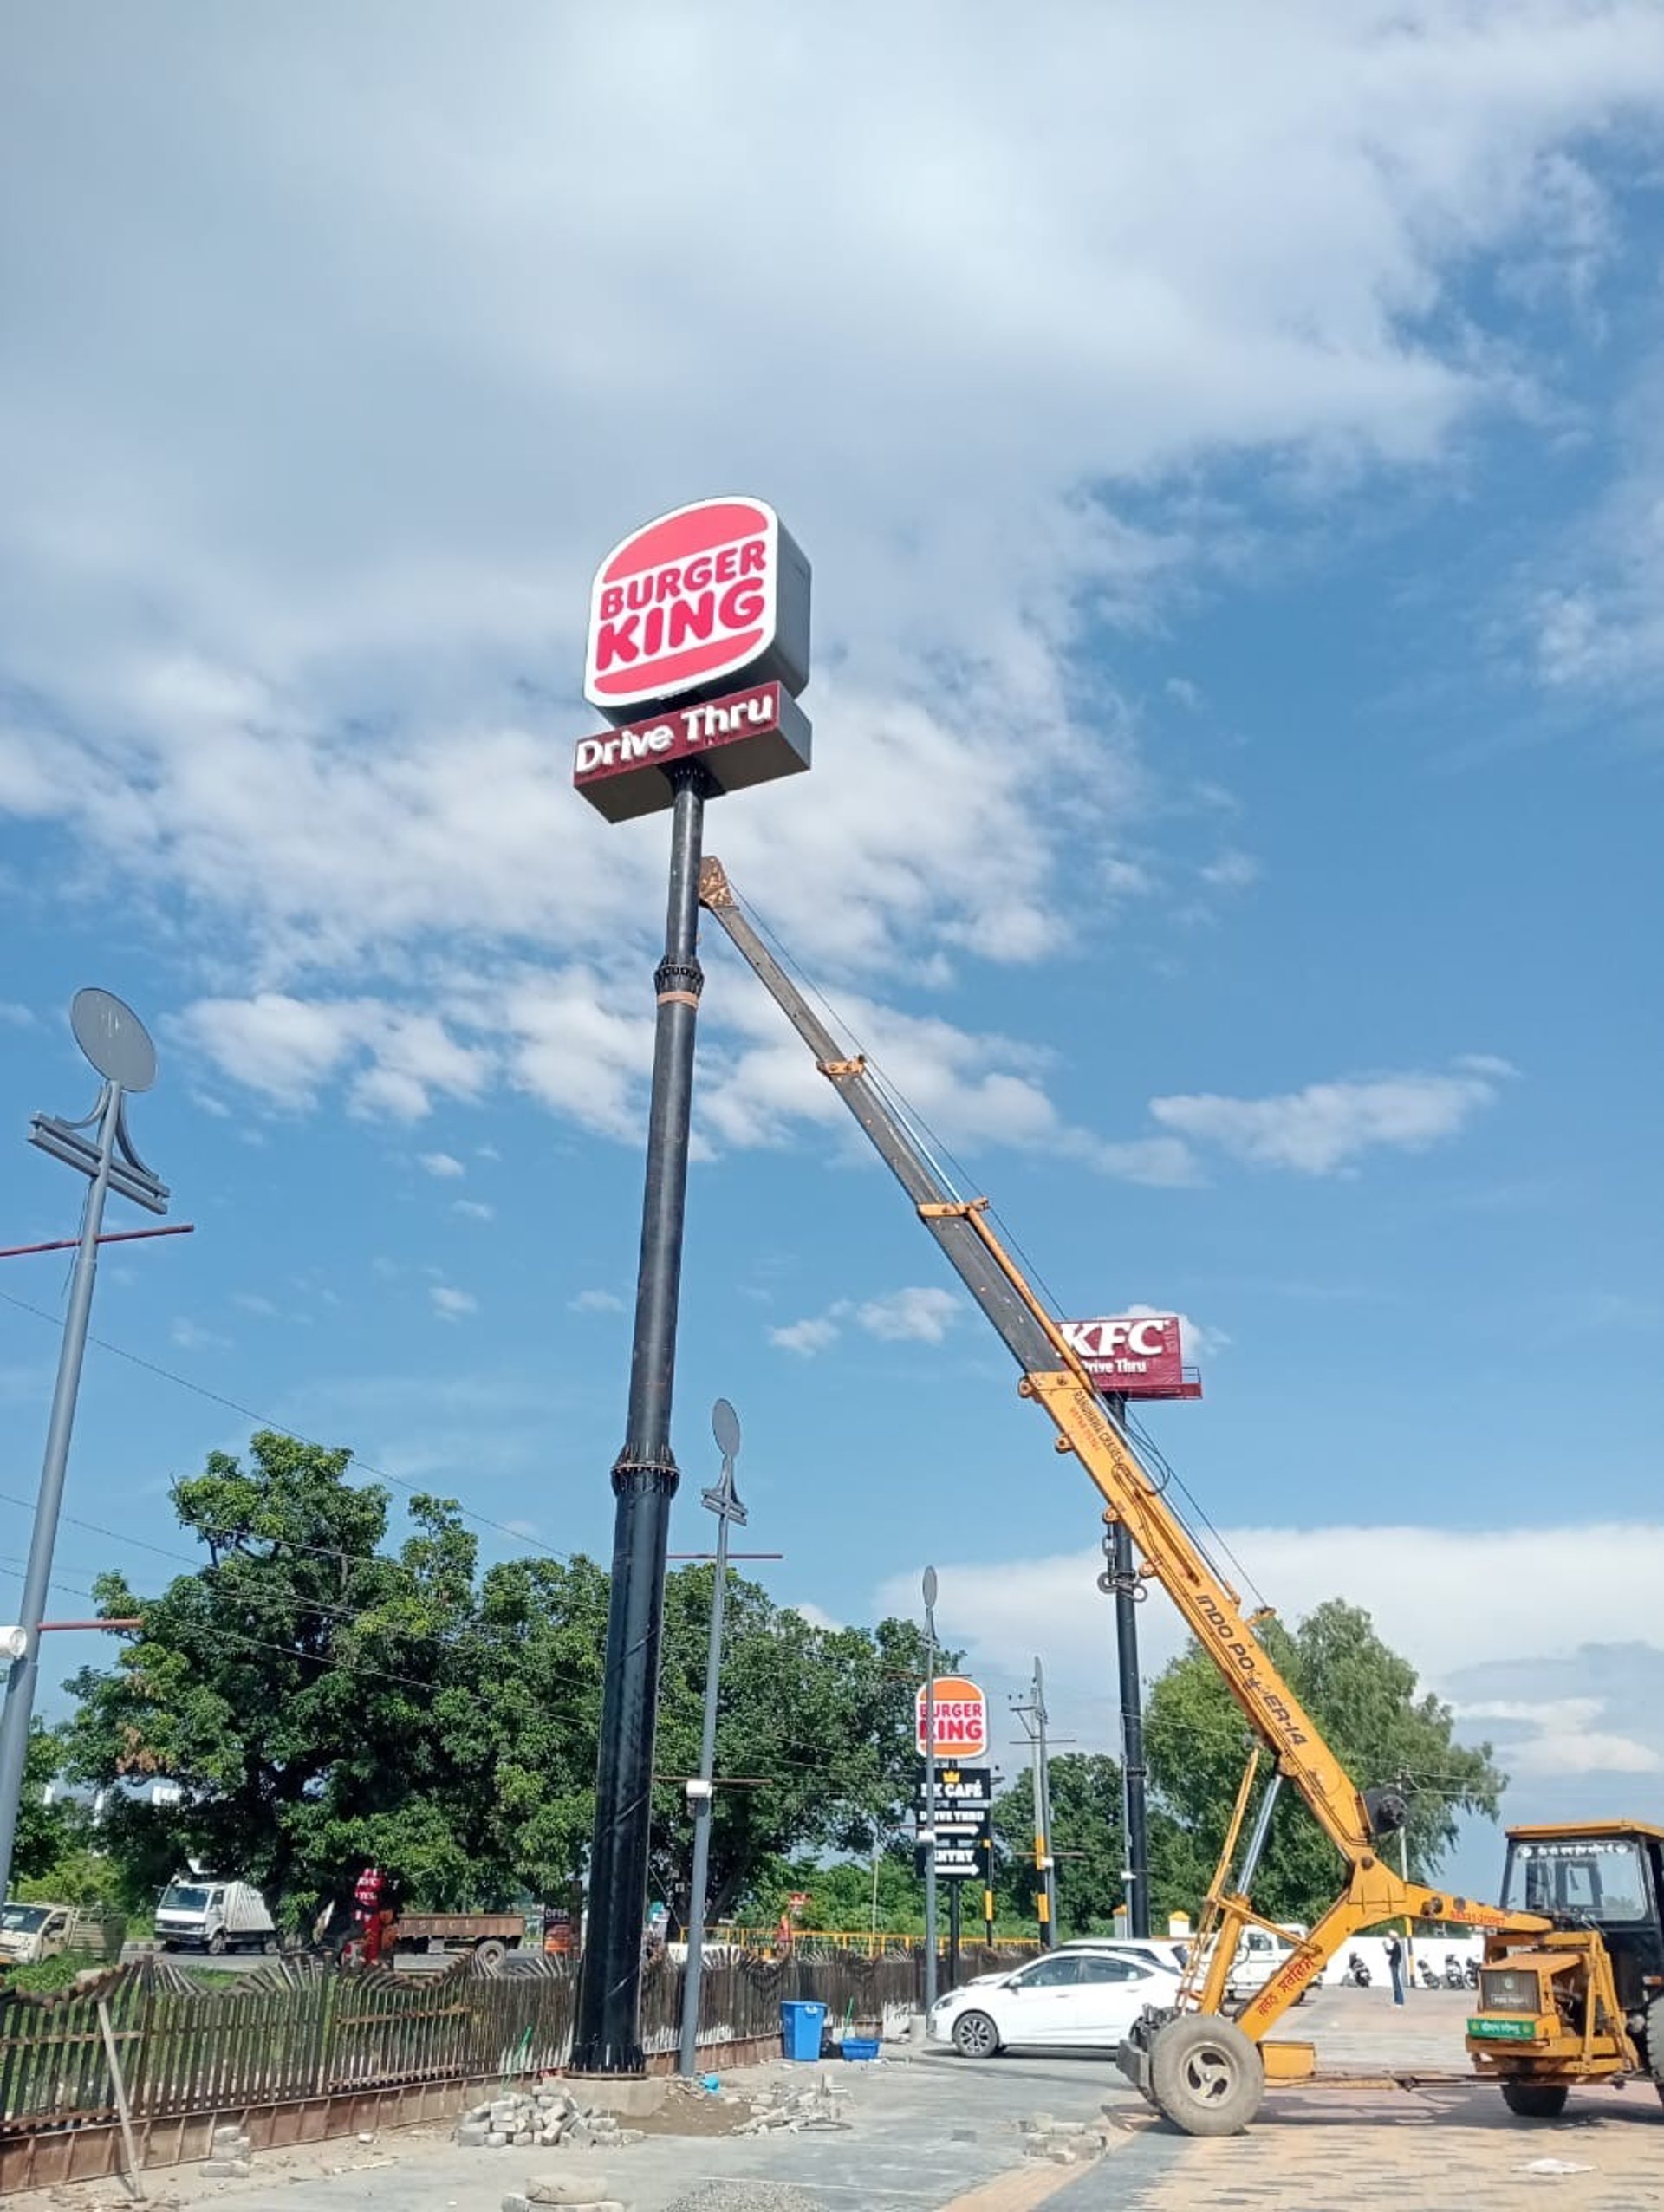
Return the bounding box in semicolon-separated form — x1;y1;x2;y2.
0;1903;49;1933
1505;1837;1651;1925
159;1883;211;1913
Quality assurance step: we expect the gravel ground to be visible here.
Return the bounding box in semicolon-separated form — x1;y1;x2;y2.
661;2186;823;2212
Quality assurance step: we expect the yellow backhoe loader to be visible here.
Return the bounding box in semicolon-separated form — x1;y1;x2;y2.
699;856;1661;2135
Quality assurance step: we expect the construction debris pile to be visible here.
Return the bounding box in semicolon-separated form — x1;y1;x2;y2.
456;2088;644;2152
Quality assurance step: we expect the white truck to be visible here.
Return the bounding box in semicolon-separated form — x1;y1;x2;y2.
0;1900;127;1967
154;1877;277;1955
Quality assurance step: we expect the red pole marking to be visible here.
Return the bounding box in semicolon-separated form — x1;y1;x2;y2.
37;1619;142;1632
0;1225;195;1261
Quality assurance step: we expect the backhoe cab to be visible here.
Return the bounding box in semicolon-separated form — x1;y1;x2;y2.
1468;1823;1664;2118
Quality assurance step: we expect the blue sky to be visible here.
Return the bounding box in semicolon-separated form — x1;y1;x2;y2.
3;3;1664;1900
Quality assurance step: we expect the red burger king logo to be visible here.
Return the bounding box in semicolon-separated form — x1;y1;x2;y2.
583;496;810;719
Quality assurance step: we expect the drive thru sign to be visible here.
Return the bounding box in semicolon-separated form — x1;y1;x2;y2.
916;1675;989;1760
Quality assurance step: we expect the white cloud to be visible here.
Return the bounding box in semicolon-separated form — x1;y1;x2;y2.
231;1292;277;1317
787;1600;847;1633
1149;1063;1511;1174
877;1519;1664;1786
854;1287;962;1345
428;1285;478;1321
1198;849;1261;893
450;1198;495;1221
2;4;1661;1155
770;1283;967;1355
0;1000;34;1027
1453;1698;1662;1776
170;1317;229;1352
418;1151;466;1179
769;1312;847;1358
568;1287;624;1314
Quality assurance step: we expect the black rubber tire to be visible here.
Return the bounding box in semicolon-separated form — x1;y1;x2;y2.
952;2009;1000;2059
1149;2014;1265;2137
1501;2082;1569;2119
206;1929;226;1956
474;1938;507;1972
263;1936;280;1955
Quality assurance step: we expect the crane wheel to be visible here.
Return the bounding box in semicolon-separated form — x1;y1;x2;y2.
1148;2014;1265;2137
1501;2082;1569;2118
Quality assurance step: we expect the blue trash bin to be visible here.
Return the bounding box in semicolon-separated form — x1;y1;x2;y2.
780;1999;828;2061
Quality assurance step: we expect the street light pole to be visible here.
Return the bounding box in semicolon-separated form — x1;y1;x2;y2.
1102;1391;1151;1939
922;1566;939;2014
0;992;167;1903
575;763;710;2077
677;1398;746;2077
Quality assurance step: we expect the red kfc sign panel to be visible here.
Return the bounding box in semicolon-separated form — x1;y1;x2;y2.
584;496;811;719
1058;1314;1200;1399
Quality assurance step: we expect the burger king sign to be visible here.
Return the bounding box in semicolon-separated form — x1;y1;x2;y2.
575;497;812;820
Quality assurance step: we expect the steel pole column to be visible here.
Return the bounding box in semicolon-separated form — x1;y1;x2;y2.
1105;1392;1151;1940
575;765;708;2076
677;1402;744;2078
0;1086;120;1899
922;1595;939;2012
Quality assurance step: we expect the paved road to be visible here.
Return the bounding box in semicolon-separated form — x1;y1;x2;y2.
23;1979;1664;2211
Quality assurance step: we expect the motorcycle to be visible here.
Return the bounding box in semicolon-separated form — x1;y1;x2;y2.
1464;1955;1480;1990
1341;1951;1372;1988
1443;1953;1468;1989
1416;1957;1441;1991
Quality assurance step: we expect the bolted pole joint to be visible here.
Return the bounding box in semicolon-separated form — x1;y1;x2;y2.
654;956;704;1000
610;1449;680;1500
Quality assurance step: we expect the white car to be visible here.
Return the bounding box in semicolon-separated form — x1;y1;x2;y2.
928;1944;1179;2059
1058;1935;1191;1977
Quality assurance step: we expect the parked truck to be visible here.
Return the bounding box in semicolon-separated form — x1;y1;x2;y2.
359;1912;528;1969
0;1901;127;1968
154;1877;277;1955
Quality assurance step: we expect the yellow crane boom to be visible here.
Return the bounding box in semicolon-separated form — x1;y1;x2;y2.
697;856;1605;2133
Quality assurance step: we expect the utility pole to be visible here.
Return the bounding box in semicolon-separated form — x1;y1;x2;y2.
0;992;168;1903
1012;1658;1056;1947
1100;1390;1151;1939
676;1398;746;2077
574;761;711;2076
921;1566;939;2012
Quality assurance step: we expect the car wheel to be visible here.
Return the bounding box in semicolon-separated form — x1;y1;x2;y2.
952;2009;1001;2059
474;1938;507;1972
206;1930;226;1956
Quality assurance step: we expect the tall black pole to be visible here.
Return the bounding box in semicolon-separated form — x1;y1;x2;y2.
1105;1391;1151;1940
574;763;708;2075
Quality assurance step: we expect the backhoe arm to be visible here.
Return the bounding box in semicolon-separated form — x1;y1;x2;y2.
700;858;1373;1864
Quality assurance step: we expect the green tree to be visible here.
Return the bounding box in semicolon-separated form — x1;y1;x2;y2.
1144;1599;1505;1927
991;1753;1125;1937
649;1575;941;1928
14;1722;81;1883
62;1431;521;1920
61;1429;957;1933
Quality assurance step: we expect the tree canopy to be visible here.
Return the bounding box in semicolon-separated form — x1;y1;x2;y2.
1143;1598;1505;1926
62;1431;936;1929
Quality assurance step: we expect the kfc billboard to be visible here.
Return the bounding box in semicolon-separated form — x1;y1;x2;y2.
1059;1314;1200;1399
583;496;810;719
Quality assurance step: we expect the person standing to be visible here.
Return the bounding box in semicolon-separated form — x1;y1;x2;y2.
1384;1929;1405;2006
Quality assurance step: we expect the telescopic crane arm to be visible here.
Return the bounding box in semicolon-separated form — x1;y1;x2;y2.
699;857;1537;2043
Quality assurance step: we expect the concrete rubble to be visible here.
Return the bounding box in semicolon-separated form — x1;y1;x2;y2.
201;2122;253;2178
734;2072;851;2136
1016;2105;1114;2165
456;2087;644;2152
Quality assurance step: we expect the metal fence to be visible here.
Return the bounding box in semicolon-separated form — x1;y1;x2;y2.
0;1947;966;2137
